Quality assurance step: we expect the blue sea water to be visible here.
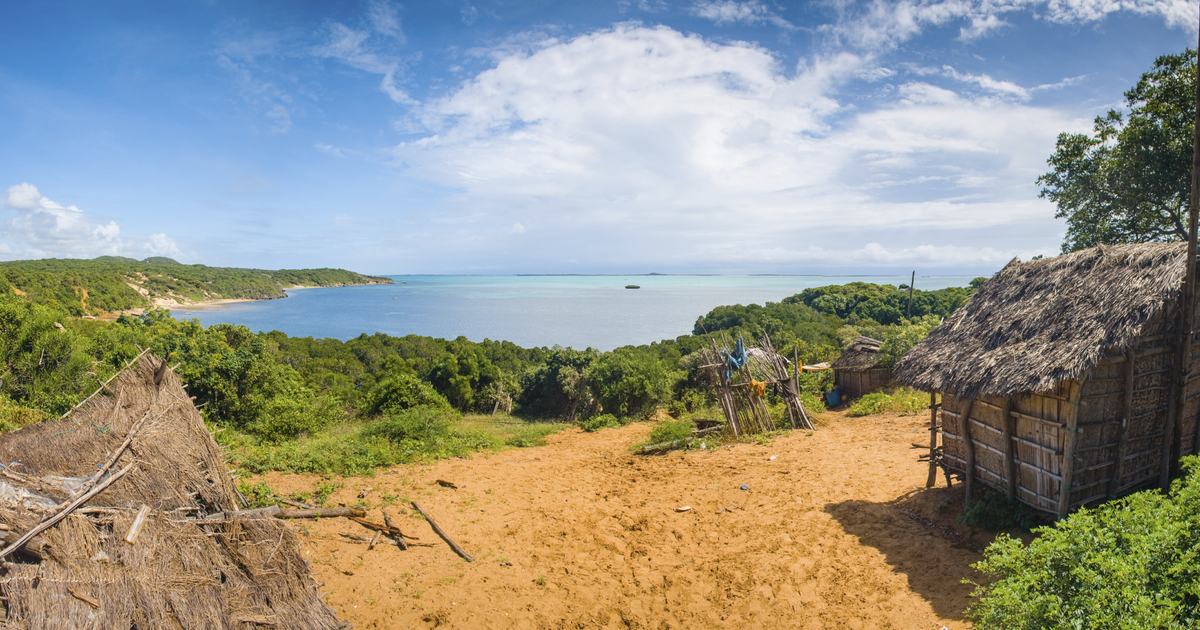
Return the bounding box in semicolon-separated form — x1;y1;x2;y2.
171;275;977;351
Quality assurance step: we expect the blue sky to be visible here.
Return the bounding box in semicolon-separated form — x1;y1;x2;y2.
2;0;1197;275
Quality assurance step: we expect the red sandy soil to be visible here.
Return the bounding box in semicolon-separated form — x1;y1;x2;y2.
258;411;1000;629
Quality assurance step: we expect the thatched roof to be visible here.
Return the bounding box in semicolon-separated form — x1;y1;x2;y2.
893;242;1188;399
832;336;884;370
0;354;342;629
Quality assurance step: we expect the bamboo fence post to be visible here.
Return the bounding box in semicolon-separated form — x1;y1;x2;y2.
1110;346;1137;498
1001;398;1016;501
925;392;939;488
1058;381;1084;520
961;399;977;505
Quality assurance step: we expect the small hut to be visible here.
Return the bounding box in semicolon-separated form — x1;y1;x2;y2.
700;334;814;435
894;243;1200;519
0;352;342;628
832;336;891;399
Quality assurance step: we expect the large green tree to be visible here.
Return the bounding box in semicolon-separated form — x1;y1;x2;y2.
1039;49;1197;252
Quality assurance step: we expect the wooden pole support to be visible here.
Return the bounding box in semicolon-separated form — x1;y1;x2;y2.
961;399;977;505
1058;382;1084;520
925;391;939;488
1001;398;1017;500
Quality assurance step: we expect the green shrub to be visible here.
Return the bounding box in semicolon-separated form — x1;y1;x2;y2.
580;413;622;432
502;423;564;447
642;418;695;450
969;456;1200;628
364;405;461;444
363;373;451;416
0;396;44;434
245;393;344;442
238;480;278;508
845;387;929;417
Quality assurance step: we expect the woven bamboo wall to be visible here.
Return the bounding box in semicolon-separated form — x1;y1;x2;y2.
834;367;892;400
937;307;1200;517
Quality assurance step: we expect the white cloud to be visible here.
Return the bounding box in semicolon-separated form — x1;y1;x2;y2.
689;1;798;29
1;183;180;260
315;142;348;158
824;0;1196;52
381;25;1079;271
314;10;415;105
942;65;1031;100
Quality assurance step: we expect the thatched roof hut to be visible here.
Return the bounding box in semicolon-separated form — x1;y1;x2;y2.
894;243;1200;518
0;353;342;628
832;336;891;399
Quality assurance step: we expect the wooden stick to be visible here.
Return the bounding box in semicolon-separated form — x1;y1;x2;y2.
411;502;473;562
205;505;281;521
348;516;418;540
67;587;101;610
0;462;136;562
55;348;151;422
86;410;151;491
367;531;382;550
125;504;152;544
275;507;365;519
382;507;408;551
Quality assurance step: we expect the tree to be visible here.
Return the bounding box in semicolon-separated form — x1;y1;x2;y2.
1039;49;1197;252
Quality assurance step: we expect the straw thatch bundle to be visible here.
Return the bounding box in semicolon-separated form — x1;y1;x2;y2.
832;336;883;370
0;354;342;628
893;243;1188;400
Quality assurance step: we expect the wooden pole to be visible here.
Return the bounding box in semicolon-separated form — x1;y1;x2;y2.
961;399;977;505
1110;346;1137;498
925;391;940;487
1001;398;1017;501
1058;381;1084;520
906;271;915;319
1164;17;1200;487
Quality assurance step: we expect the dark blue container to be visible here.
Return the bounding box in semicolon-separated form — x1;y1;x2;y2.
826;388;841;407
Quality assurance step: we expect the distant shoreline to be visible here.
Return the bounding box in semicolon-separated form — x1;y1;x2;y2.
100;284;334;319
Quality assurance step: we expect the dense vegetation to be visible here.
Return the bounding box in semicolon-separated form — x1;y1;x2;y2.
0;279;978;475
0;256;392;316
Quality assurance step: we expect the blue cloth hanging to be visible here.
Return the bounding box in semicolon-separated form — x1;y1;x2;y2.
721;337;749;380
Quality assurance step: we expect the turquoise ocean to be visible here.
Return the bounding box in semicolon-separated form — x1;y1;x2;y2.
171;274;977;351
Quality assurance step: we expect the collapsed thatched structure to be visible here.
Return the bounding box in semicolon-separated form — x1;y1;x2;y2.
894;243;1200;518
0;353;342;628
832;336;891;399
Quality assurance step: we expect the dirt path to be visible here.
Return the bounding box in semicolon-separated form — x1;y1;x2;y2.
260;412;989;629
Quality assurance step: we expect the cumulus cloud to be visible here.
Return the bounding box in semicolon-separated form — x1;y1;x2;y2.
381;25;1078;271
1;183;180;260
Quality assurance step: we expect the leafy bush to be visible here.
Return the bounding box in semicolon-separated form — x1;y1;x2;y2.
0;396;44;434
363;405;462;444
969;456;1200;629
237;480;278;508
580;413;622;432
245;392;344;442
584;347;681;418
877;314;942;367
642;418;695;449
363;373;452;416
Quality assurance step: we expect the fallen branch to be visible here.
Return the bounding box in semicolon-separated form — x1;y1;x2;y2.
205;505;281;521
381;507;407;551
411;502;473;562
275;507;365;519
86;410;151;491
349;516;417;541
0;461;136;562
641;437;694;453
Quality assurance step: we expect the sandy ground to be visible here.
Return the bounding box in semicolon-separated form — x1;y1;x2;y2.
258;411;997;629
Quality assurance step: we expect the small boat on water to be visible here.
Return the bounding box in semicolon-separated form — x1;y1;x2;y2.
625;285;640;289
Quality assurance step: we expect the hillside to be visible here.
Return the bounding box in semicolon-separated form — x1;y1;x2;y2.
0;256;393;315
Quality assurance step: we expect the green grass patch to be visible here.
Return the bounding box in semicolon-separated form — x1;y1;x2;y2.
579;413;622;432
635;418;695;452
219;409;565;476
845;386;930;417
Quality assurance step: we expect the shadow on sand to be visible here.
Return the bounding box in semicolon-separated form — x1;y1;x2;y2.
823;484;996;624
